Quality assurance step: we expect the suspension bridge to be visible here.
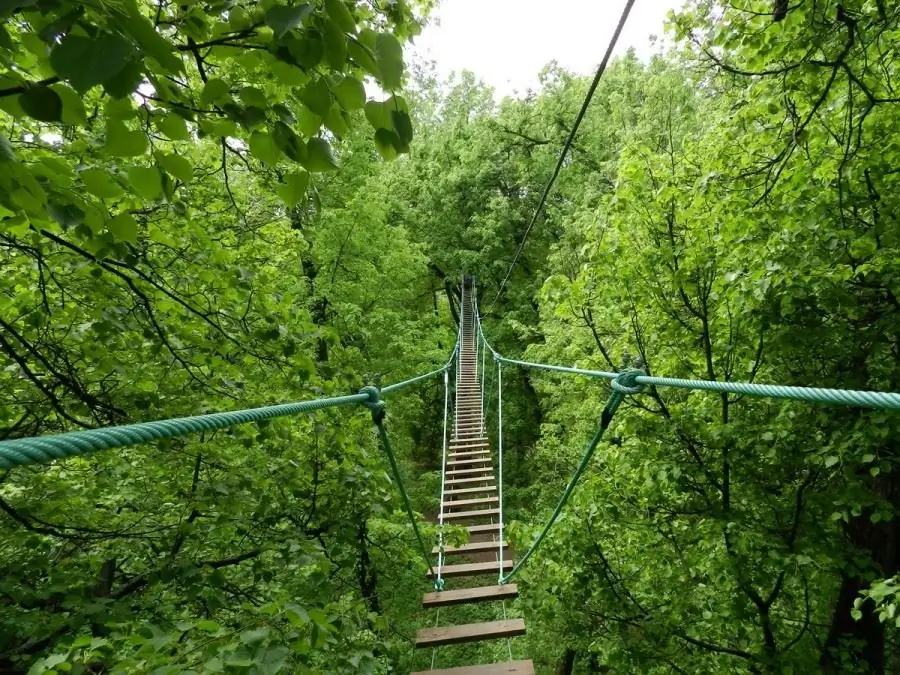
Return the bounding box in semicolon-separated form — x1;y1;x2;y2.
2;277;900;673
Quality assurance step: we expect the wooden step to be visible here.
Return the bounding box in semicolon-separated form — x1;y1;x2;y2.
447;459;491;468
467;523;500;534
411;659;534;675
415;619;526;647
432;540;507;556
426;559;512;579
446;476;494;486
444;496;498;509
443;507;500;521
445;485;496;496
446;468;494;477
421;583;518;607
450;441;488;448
449;450;490;458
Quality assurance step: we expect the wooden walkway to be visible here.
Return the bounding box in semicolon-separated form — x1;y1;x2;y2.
413;280;533;675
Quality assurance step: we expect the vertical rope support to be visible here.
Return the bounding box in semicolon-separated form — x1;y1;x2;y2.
479;312;486;436
497;359;505;584
435;369;450;591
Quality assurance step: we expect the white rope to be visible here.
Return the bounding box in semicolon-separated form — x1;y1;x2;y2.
436;368;450;588
497;360;505;584
430;607;441;669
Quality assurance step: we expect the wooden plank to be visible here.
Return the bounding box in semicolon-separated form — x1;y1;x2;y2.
446;476;494;486
415;619;526;648
449;450;491;458
443;507;500;521
425;560;512;579
421;583;518;607
467;523;500;534
447;459;491;468
445;485;496;496
410;659;534;675
432;540;507;555
444;496;498;509
446;468;494;477
450;441;489;448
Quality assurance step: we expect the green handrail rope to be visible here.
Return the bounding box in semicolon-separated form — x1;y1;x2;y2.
498;369;645;584
482;342;900;411
360;386;438;580
0;350;458;469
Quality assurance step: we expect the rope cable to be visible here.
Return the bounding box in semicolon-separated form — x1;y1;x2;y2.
486;0;637;314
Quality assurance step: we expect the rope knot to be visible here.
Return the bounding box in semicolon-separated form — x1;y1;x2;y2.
359;385;386;423
434;577;445;592
611;369;646;395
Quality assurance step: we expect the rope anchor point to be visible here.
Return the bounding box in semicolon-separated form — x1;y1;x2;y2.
611;368;646;395
359;385;386;423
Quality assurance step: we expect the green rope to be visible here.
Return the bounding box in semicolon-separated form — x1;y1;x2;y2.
491;354;900;410
0;347;459;469
0;392;370;469
360;386;438;580
498;369;644;584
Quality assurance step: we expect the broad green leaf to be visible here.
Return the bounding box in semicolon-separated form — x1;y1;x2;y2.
105;120;148;157
50;34;133;94
127;166;163;200
81;169;124;198
265;3;313;39
201;78;230;105
347;37;378;78
325;0;356;32
277;170;309;206
300;78;332;117
157;153;193;183
249;131;282;166
103;61;144;99
272;122;306;163
375;33;403;90
239;87;267;109
391;109;413;148
107;212;138;243
19;86;63;123
0;133;15;163
52;84;86;126
334;76;365;110
323;19;347;70
373;128;400;160
114;0;184;74
364;100;392;131
304;138;339;172
324;106;350;138
159;113;189;141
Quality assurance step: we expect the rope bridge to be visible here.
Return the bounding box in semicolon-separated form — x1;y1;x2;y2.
2;277;900;673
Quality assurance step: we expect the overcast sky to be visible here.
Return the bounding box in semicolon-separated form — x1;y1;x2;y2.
408;0;680;98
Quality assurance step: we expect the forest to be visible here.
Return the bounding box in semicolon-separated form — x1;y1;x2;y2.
2;0;900;673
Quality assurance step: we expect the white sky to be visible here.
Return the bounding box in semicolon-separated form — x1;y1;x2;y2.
409;0;679;98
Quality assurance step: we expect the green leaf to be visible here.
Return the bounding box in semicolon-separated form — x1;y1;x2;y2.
391;109;413;148
265;3;313;39
364;100;392;131
103;61;144;99
115;0;183;74
324;106;349;138
249;131;281;166
105;120;148;157
0;133;15;163
196;620;221;633
304;138;339;172
240;627;270;645
127;166;163;200
19;86;63;122
323;19;347;70
334;76;365;110
159;113;189;141
277;170;309;207
50;34;133;94
348;36;378;78
107;212;138;243
157;153;193;183
373;128;400;160
201;78;230;105
325;0;356;32
824;455;839;468
81;169;124;199
273;104;297;125
239;87;267;109
300;78;332;117
52;84;86;126
272;122;306;163
375;33;403;90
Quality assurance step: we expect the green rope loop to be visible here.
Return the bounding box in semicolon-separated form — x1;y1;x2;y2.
359;385;386;422
434;577;445;592
611;368;646;395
